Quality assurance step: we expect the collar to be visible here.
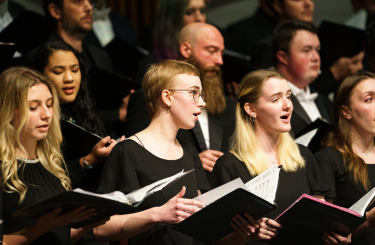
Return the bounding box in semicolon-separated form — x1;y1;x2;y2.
288;81;318;103
93;4;111;21
0;0;9;17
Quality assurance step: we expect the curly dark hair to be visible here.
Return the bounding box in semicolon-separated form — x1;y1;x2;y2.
33;41;106;136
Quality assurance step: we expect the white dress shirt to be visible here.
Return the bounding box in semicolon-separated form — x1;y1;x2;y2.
198;107;210;149
0;1;12;33
92;6;115;47
288;82;321;122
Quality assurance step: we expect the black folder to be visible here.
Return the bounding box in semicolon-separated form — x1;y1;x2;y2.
0;43;16;72
295;118;331;153
12;191;139;229
61;119;105;159
222;49;255;84
0;11;51;54
319;21;364;70
88;65;136;110
270;195;365;245
104;37;149;77
173;188;277;244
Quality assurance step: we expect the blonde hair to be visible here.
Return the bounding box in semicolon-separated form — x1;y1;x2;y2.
142;59;200;118
231;70;305;176
0;67;71;205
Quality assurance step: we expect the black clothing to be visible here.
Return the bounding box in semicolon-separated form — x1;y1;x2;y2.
210;145;330;245
8;0;25;19
225;8;277;56
290;88;333;136
24;32;113;72
310;70;339;96
211;145;329;219
60;103;106;191
315;146;375;245
85;12;138;47
126;89;236;156
97;139;211;245
2;160;70;244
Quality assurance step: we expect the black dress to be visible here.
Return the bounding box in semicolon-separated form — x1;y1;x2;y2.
210;145;330;245
97;138;211;245
1;160;70;244
315;146;375;245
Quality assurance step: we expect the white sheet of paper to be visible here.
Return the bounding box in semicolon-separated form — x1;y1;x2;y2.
349;187;375;216
295;128;318;147
194;178;247;207
245;166;280;204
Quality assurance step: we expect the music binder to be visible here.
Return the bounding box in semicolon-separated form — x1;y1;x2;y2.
88;65;136;110
222;49;255;85
0;42;16;72
270;188;375;245
0;11;51;54
295;118;331;153
104;36;149;78
12;169;195;229
319;21;364;70
173;166;281;244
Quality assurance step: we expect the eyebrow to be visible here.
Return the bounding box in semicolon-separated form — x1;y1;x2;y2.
269;89;292;98
29;97;53;103
51;64;79;69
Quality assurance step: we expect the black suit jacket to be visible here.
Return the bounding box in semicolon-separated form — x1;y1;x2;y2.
84;12;138;47
225;8;277;56
126;89;236;154
290;88;333;136
8;0;25;19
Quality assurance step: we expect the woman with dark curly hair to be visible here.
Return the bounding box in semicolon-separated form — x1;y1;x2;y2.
33;41;123;189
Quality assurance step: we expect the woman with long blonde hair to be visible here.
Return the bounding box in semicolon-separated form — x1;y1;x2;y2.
316;71;375;245
210;70;338;244
0;67;98;245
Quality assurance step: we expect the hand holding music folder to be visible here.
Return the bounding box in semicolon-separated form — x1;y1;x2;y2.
88;66;136;111
12;169;194;229
270;187;375;245
61;119;108;160
173;166;281;244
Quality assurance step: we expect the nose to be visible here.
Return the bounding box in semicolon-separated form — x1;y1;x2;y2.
194;11;205;22
64;71;74;84
311;49;320;62
214;53;224;66
85;0;93;12
283;97;293;111
198;96;206;108
41;104;52;120
304;0;312;7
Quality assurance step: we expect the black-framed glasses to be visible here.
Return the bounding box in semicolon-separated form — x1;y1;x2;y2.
167;88;205;102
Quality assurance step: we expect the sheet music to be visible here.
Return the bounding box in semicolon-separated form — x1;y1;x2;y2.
245;166;281;204
349;187;375;216
295;128;318;147
194;178;247;207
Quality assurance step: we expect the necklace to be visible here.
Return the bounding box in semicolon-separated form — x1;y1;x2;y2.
353;144;375;156
16;156;40;163
268;158;277;165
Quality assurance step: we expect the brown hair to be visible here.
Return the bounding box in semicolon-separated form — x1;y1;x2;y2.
272;19;318;66
322;71;375;191
142;59;200;118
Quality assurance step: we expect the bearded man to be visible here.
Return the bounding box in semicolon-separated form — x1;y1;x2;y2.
126;23;236;175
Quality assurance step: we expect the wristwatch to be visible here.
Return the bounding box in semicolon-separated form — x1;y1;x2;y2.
82;157;93;169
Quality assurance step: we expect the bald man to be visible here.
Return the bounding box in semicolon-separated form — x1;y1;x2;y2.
126;23;236;177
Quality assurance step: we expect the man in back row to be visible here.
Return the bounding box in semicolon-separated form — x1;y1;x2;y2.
126;23;236;176
274;20;333;136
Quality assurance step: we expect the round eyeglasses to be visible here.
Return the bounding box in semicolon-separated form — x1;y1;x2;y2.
167;88;205;102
